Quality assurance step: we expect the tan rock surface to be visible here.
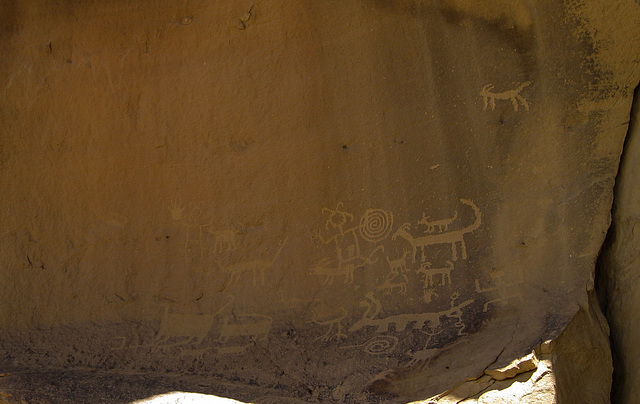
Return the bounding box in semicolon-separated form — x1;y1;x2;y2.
0;0;638;402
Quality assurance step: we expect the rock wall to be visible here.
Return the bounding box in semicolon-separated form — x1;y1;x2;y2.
598;85;640;403
0;0;639;402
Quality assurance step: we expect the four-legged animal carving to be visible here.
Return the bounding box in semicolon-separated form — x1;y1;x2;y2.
480;81;531;112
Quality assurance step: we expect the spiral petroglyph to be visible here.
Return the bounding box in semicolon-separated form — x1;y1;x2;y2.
359;209;394;243
363;335;398;355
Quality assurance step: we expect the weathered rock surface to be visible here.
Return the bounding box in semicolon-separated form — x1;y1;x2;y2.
0;0;638;402
598;86;640;402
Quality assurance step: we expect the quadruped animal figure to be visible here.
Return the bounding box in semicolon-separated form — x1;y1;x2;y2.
480;81;531;112
392;199;482;263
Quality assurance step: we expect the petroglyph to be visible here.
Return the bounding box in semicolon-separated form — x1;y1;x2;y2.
407;328;442;366
418;210;458;234
309;245;384;285
386;249;411;273
341;335;399;355
309;258;363;285
416;261;454;288
359;209;394;243
475;276;523;312
218;313;272;343
392;199;482;262
422;288;439;303
480;81;531;112
349;293;473;333
309;306;348;342
218;238;287;286
376;271;409;295
205;228;241;255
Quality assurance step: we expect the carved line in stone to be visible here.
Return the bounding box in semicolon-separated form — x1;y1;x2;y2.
480;81;531;112
392;199;482;263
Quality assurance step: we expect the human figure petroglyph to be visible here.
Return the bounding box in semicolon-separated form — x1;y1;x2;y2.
392;199;482;262
386;249;411;273
309;306;348;342
349;293;473;333
218;237;287;286
218;313;272;343
418;210;458;234
480;81;531;112
416;261;454;287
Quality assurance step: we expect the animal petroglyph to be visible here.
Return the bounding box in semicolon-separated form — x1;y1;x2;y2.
480;81;531;112
418;210;458;234
407;328;442;366
205;228;241;255
349;293;473;333
416;261;454;288
218;238;287;286
376;271;409;295
392;199;482;262
309;306;348;342
386;249;411;273
475;277;523;312
219;313;272;343
359;209;394;243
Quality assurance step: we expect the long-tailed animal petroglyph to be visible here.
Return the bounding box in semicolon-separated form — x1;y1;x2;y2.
309;306;348;342
218;313;273;343
480;81;531;112
349;293;473;333
376;271;409;295
392;199;482;262
416;261;454;288
386;249;411;273
418;210;458;234
218;238;287;286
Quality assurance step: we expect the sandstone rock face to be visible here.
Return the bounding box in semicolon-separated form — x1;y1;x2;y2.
599;88;640;403
0;0;638;402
